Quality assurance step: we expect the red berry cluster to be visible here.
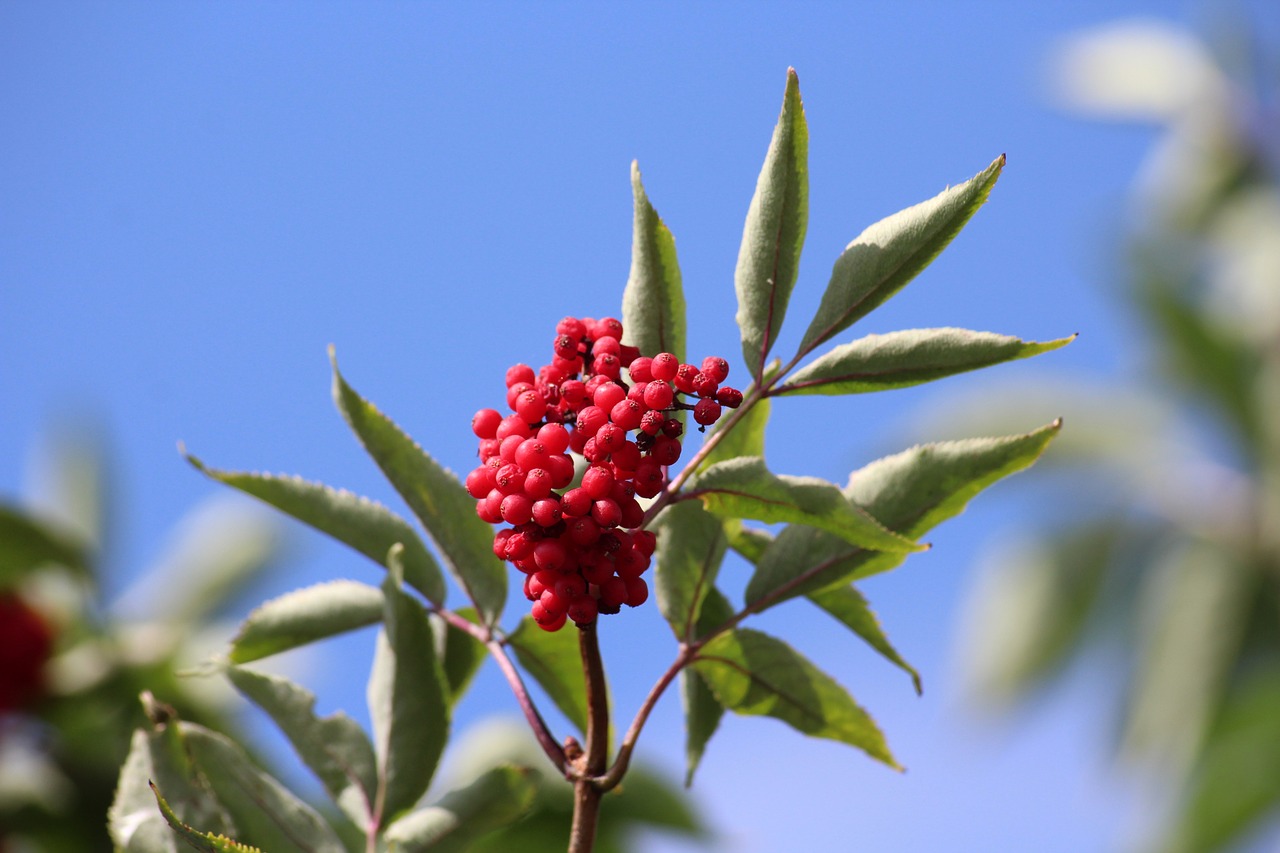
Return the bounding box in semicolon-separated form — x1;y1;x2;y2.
0;592;54;714
466;315;742;631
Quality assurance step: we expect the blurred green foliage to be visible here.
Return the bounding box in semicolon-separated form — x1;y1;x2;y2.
960;17;1280;853
0;430;284;851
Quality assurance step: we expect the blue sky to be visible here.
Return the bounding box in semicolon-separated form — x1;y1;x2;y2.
5;2;1272;850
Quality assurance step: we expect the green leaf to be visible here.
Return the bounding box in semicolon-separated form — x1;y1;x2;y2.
689;456;922;554
776;328;1074;396
150;783;263;853
1161;669;1280;853
746;421;1061;607
808;585;921;694
723;519;773;565
508;616;590;736
227;579;384;664
381;765;538;853
735;68;809;380
180;722;347;853
369;554;451;823
621;161;686;362
186;453;445;605
0;503;90;582
680;669;724;788
331;350;506;625
110;721;232;853
654;500;728;641
226;667;378;827
432;607;487;706
692;628;898;768
796;155;1005;358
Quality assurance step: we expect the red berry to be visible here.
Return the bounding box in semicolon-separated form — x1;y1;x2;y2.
575;405;607;436
643;381;674;411
537;422;570;454
532;498;562;527
633;459;665;498
500;493;533;525
693;399;722;426
592;317;624;341
562;487;592;517
651;352;678;382
565;516;601;547
691;372;719;398
651;436;682;466
531;601;567;631
533;538;569;572
715;387;744;408
591;352;622;380
557;316;587;339
623;576;649;607
628;356;654;383
592;335;622;358
639;409;664;436
567;595;599;625
610;399;644;431
496;414;534;441
591;498;622;528
506;364;536;388
700;356;730;384
553;333;579;359
472;408;503;439
599;576;627;610
593;381;626;413
466;466;495;499
0;594;53;712
545;453;575;488
674;363;701;395
582;465;615;500
515;389;547;423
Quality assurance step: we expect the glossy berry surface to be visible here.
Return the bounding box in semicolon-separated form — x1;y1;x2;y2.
468;314;742;629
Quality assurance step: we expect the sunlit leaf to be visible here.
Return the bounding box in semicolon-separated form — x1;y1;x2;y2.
735;68;808;380
796;156;1004;358
776;328;1073;396
150;783;263;853
722;519;774;565
692;628;898;768
110;721;231;853
381;765;538;853
622;161;686;362
227;579;384;664
181;723;347;853
654;500;728;641
186;454;445;604
369;552;451;823
226;667;378;827
746;421;1061;607
690;456;921;554
331;351;506;625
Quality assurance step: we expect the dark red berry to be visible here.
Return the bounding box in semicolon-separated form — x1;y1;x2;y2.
693;398;722;426
715;387;744;408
